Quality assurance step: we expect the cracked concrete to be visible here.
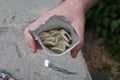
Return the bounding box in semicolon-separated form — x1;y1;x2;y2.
0;0;91;80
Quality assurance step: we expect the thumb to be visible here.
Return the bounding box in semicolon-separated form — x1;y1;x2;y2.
24;29;37;53
24;19;44;53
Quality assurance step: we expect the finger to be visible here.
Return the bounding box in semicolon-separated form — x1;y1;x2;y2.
70;19;84;58
36;41;43;50
71;41;84;58
24;29;37;53
24;19;44;53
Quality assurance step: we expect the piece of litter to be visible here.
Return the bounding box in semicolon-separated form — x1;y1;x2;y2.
44;59;50;67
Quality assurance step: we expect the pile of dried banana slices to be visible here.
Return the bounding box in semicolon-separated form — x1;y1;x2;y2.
39;29;72;54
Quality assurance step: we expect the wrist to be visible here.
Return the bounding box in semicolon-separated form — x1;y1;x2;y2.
62;0;85;14
63;0;101;12
81;0;101;11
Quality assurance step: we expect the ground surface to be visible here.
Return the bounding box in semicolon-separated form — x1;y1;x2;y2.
0;0;91;80
83;25;120;80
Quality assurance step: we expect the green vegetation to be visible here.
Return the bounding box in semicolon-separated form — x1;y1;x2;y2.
86;0;120;62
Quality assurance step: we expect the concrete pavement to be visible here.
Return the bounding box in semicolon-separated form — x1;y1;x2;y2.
0;0;91;80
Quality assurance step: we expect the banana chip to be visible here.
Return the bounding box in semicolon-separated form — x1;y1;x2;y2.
39;29;72;54
45;36;56;42
50;47;64;54
60;29;72;42
43;40;56;46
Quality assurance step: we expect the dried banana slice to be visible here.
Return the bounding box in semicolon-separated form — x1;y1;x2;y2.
57;40;63;46
60;29;72;42
49;30;59;36
55;43;62;48
43;40;56;46
44;36;56;42
55;40;66;51
55;34;63;40
61;43;66;51
50;47;64;54
54;37;58;45
39;32;52;38
40;32;49;35
63;40;70;47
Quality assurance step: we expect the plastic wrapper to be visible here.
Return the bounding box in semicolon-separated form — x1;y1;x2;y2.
32;15;80;56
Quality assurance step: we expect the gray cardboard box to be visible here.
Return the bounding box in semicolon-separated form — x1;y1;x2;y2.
32;15;80;56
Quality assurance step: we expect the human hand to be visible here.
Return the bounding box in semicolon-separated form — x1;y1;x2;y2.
24;0;85;58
